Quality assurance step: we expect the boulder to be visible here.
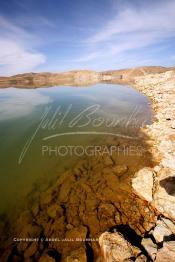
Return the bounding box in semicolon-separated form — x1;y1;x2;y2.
155;241;175;261
171;121;175;129
152;220;172;243
135;254;147;261
62;247;87;262
47;204;63;219
112;165;128;176
161;217;175;234
39;254;55;262
99;232;140;262
132;168;153;202
141;238;157;260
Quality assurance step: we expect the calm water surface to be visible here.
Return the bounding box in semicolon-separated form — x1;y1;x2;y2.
0;84;152;214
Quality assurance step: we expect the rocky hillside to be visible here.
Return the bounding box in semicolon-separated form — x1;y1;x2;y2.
0;66;174;87
0;70;100;88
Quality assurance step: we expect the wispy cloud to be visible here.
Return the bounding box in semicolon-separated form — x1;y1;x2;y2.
76;0;175;66
0;16;46;76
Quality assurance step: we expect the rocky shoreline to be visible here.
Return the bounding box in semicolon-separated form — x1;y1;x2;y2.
0;68;175;261
98;70;175;261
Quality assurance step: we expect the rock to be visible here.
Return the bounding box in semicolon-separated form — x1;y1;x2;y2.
31;203;39;217
64;226;87;252
24;242;38;259
98;203;115;219
132;168;153;202
161;157;175;170
155;241;175;261
17;242;29;253
171;121;175;129
141;238;157;260
135;254;147;261
152;220;172;243
39;254;55;262
161;217;175;234
115;212;121;224
99;232;139;262
154;175;175;220
62;247;87;262
47;204;63;219
112;165;128;176
103;156;113;166
19;224;41;238
40;189;53;205
58;174;75;203
66;224;74;230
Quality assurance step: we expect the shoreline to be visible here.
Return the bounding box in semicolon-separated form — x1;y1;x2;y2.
100;70;175;261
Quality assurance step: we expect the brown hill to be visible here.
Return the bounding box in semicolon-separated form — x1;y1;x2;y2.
0;66;174;87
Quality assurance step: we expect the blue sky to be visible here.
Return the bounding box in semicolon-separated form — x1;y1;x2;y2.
0;0;175;76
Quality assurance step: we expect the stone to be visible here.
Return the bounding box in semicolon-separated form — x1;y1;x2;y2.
24;242;38;258
40;189;53;205
141;238;157;260
171;121;175;129
99;232;138;262
64;226;87;251
152;220;172;243
62;247;87;262
161;157;175;170
31;203;39;217
98;203;115;219
112;165;128;176
154;178;175;221
132;168;153;202
103;156;113;166
58;174;75;203
66;224;74;230
155;241;175;262
135;254;147;261
47;204;63;219
39;254;55;262
161;217;175;234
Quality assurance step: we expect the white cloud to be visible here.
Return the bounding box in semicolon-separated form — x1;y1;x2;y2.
0;88;52;121
0;16;46;76
77;0;175;65
87;0;175;44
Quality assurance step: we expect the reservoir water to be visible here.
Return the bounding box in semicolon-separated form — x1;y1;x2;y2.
0;84;152;216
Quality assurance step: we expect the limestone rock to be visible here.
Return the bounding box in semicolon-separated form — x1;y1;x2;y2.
152;220;172;243
63;226;87;253
154;180;175;221
47;204;63;219
99;232;139;262
103;156;113;166
132;168;153;202
39;254;55;262
171;121;175;129
155;241;175;262
135;254;147;261
112;165;128;176
24;242;38;259
161;217;175;234
141;238;157;260
98;203;115;219
62;247;87;262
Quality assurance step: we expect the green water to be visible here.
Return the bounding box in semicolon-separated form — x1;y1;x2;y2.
0;84;152;214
